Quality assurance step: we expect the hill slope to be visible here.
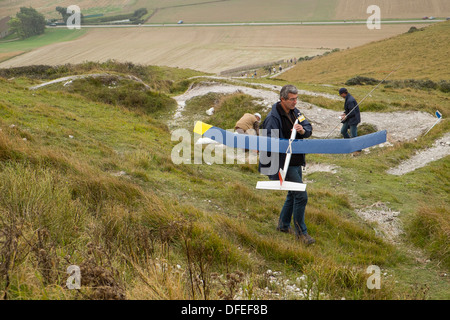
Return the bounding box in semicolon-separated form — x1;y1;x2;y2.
0;62;403;300
280;21;450;83
0;62;448;300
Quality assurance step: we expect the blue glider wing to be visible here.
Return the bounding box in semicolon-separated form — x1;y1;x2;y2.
194;121;386;154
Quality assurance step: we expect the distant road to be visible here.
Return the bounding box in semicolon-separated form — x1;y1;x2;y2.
55;19;443;28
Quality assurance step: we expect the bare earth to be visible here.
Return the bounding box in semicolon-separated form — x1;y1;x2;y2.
355;202;403;243
387;132;450;175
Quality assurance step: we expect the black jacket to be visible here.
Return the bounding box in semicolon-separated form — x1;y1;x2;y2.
343;93;361;126
259;102;312;179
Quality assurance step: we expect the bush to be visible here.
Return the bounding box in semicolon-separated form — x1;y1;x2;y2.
346;77;449;92
345;76;379;86
357;123;378;136
438;80;450;93
407;26;425;33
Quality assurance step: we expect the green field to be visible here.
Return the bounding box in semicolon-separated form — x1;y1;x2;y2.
0;28;86;62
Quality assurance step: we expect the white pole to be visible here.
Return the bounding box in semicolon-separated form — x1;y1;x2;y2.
423;111;443;136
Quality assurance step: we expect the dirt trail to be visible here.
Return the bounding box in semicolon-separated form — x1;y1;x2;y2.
387;132;450;175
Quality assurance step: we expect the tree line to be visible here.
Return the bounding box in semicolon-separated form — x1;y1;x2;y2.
8;7;45;39
7;6;149;40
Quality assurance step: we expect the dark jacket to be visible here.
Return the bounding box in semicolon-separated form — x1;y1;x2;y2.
343;93;361;126
259;102;312;179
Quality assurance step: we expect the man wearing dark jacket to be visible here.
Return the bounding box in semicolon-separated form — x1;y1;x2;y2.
259;85;315;245
339;88;361;138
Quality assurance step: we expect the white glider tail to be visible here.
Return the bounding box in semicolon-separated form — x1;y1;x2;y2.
256;180;306;191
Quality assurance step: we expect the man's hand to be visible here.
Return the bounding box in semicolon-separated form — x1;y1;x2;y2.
293;123;305;135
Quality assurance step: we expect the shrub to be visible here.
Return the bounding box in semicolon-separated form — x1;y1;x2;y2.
357;123;378;136
438;80;450;93
407;26;424;33
345;76;379;86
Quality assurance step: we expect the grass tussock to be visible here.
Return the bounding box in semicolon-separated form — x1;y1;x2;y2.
407;205;450;269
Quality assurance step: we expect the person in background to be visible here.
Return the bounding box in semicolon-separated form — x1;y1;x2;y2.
235;113;261;136
339;87;360;139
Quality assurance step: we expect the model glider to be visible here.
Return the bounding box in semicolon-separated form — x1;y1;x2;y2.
194;119;387;191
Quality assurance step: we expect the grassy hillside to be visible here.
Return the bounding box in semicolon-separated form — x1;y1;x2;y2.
0;61;448;300
280;21;450;83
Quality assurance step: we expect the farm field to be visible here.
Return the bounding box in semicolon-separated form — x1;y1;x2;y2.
0;24;423;74
2;0;450;23
335;0;450;20
149;0;450;23
0;28;87;63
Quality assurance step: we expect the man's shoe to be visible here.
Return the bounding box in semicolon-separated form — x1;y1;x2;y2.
297;234;316;245
276;227;294;234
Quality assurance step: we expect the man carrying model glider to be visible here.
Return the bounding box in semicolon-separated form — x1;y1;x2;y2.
260;84;315;245
193;85;388;245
